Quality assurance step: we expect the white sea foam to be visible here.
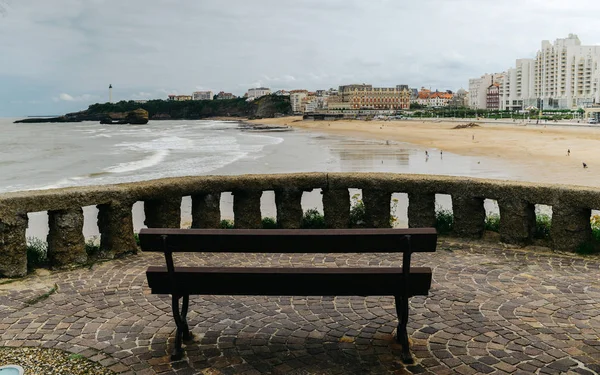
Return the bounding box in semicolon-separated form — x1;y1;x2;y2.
241;133;285;146
116;135;196;152
104;149;170;173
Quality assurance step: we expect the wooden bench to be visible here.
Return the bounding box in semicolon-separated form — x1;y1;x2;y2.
140;228;437;363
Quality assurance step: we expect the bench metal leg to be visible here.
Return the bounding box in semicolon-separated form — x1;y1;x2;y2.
394;295;414;364
171;294;191;361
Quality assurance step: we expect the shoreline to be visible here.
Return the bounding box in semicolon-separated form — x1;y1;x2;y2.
250;116;600;188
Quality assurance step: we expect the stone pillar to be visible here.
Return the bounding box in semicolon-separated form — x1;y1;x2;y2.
322;188;350;229
47;208;87;267
191;192;221;229
0;212;28;277
498;198;535;245
144;197;181;228
363;189;392;228
233;191;262;229
408;193;436;228
551;203;591;252
452;195;485;238
97;202;138;258
275;189;303;229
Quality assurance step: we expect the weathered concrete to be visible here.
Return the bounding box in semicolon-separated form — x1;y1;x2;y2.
0;212;28;277
233;190;262;229
498;198;536;245
97;202;138;258
47;208;87;267
275;189;303;229
144;197;181;228
452;195;486;238
551;202;592;251
408;193;436;228
363;189;392;228
322;188;350;228
1;240;599;374
191;192;221;229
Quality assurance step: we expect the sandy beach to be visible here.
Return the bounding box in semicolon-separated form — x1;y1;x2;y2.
251;116;600;188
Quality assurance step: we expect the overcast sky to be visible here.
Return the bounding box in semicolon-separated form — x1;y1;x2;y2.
2;0;600;116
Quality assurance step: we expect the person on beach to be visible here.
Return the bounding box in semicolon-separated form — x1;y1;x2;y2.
425;151;428;157
568;149;570;156
583;162;588;168
472;134;474;140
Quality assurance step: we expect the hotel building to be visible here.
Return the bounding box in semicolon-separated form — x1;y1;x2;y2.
470;34;600;110
327;84;410;111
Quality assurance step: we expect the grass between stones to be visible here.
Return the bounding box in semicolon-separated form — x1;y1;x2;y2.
24;283;58;306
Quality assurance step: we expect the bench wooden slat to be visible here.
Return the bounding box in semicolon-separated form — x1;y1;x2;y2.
146;266;432;296
139;228;437;253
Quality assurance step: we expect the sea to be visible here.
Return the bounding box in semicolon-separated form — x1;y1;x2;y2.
0;118;523;238
0;118;516;193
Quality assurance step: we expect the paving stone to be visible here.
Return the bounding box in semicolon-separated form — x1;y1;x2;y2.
0;239;598;374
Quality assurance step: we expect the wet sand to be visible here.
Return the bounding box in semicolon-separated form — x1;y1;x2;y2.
252;116;600;187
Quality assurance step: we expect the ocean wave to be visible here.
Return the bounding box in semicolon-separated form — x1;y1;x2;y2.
116;136;195;152
240;133;283;146
104;149;170;173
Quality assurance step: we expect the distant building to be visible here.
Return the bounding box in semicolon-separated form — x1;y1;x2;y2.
468;73;504;109
216;91;236;100
273;90;290;96
132;99;148;104
247;87;271;99
409;88;419;103
290;90;309;113
330;84;410;111
304;95;328;113
428;91;453;107
486;83;500;109
192;91;213;100
471;34;600;110
447;88;468;108
168;95;192;101
417;88;432;106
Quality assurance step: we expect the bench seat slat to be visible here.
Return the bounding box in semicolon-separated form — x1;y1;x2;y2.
146;266;432;296
139;228;437;253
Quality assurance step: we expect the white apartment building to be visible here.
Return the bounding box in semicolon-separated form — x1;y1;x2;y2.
468;73;504;109
498;59;534;110
471;34;600;110
192;91;213;100
247;87;271;99
290;91;308;113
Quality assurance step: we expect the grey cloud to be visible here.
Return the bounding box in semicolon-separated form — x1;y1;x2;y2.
2;0;600;116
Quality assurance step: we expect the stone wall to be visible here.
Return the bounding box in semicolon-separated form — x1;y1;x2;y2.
0;172;598;277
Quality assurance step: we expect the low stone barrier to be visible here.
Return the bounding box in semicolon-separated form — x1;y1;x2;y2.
0;172;597;277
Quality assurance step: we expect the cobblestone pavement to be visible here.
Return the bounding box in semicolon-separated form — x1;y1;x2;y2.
1;239;600;375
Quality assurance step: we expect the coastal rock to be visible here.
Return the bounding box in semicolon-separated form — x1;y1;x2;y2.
151;113;171;120
99;108;148;125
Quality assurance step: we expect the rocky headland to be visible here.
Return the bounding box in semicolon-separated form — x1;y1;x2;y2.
14;95;292;124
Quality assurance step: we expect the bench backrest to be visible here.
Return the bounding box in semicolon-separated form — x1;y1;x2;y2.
139;228;437;254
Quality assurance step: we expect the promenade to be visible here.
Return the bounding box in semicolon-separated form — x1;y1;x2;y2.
1;239;599;374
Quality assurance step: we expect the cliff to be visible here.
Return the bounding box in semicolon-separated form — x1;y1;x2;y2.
14;95;292;123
